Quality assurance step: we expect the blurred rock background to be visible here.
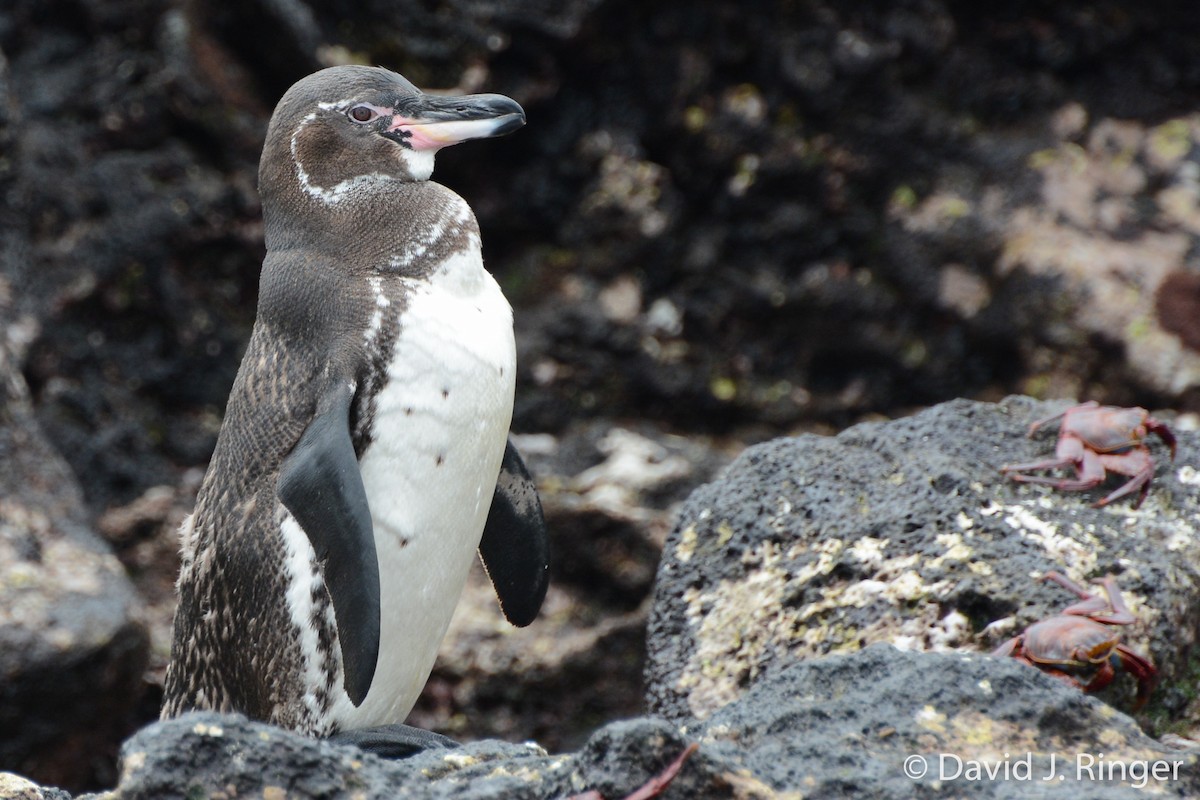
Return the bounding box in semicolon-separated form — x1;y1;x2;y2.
3;0;1200;792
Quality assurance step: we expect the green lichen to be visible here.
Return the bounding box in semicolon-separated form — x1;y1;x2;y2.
890;184;918;210
1148;118;1194;165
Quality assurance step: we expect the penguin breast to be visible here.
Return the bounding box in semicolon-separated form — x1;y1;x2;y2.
330;245;516;728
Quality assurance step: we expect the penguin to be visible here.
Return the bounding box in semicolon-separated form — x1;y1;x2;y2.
161;66;549;755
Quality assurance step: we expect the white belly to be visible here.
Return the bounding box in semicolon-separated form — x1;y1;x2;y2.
329;250;515;728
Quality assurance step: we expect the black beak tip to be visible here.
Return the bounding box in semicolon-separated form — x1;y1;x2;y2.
496;109;526;136
486;95;525;121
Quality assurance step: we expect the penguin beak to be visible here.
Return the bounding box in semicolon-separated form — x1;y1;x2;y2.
385;93;525;151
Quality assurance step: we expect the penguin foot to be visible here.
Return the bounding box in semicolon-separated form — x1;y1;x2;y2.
328;724;459;759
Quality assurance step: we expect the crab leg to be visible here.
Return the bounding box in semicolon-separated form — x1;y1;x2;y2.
1045;573;1136;625
1043;572;1104;606
1001;432;1087;476
1000;456;1078;474
1092;472;1151;509
1085;576;1136;625
1093;452;1154;509
1005;447;1106;492
992;638;1021;657
564;743;699;800
1004;473;1108;490
623;743;699;800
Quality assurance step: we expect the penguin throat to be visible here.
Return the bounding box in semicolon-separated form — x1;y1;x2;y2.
393;148;436;182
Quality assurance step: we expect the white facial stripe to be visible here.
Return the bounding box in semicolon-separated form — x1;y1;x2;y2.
290;112;399;203
290;102;437;202
316;99;392;113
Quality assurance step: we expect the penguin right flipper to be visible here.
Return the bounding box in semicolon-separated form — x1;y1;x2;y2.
278;381;380;707
479;439;550;627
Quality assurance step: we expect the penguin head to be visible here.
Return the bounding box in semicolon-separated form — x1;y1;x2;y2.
261;66;525;206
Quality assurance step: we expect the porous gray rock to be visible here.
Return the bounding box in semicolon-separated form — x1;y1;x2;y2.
693;644;1199;799
0;772;72;800
71;646;1200;799
104;712;715;800
646;396;1200;726
44;396;1190;800
106;713;547;800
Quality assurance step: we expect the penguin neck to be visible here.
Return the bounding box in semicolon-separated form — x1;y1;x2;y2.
262;176;473;263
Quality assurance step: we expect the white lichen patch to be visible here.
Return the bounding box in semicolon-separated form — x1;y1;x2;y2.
875;602;961;653
1177;464;1200;486
676;525;698;563
946;711;1042;757
927;610;972;651
915;705;947;733
121;750;147;779
996;503;1099;576
927;532;973;570
716;520;735;548
1164;519;1200;552
847;536;889;568
678;538;958;719
486;764;543;783
785;538;843;585
679;561;794;719
442;753;479;769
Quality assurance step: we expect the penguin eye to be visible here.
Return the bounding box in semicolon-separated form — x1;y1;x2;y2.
348;105;377;124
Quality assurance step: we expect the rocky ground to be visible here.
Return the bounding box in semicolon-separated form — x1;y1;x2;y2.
3;0;1200;797
9;397;1200;799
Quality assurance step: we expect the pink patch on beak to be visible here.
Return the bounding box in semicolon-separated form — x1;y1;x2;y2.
388;120;443;151
388;116;451;152
387;115;521;151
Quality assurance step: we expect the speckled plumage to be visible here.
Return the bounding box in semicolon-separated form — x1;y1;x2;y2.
163;66;546;738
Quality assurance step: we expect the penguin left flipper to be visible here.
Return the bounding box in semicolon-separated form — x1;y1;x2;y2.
479;439;550;627
278;380;380;707
328;724;458;759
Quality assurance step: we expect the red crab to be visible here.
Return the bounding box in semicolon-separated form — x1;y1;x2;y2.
1000;401;1176;508
993;571;1157;709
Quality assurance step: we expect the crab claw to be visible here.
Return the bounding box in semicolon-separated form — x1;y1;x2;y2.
1113;644;1158;711
1144;417;1177;461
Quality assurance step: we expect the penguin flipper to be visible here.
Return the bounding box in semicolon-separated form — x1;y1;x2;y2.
479;439;550;627
278;382;379;707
